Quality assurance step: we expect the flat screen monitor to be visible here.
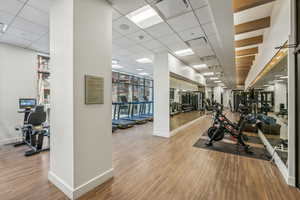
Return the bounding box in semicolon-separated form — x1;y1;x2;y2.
19;98;36;109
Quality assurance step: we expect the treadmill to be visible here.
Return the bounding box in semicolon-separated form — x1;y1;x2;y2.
112;102;135;129
139;96;153;121
119;96;148;124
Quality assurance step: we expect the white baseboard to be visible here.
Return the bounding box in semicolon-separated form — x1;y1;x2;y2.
48;168;114;200
153;131;170;138
0;136;22;146
171;115;206;137
288;176;296;186
258;130;289;184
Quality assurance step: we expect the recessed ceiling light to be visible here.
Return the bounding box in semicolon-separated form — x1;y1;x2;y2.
138;72;149;76
214;80;222;83
210;77;218;80
193;64;207;69
280;76;288;79
202;72;214;76
174;48;194;57
112;64;123;69
136;68;144;71
0;22;8;33
126;5;163;29
136;58;152;63
276;79;284;82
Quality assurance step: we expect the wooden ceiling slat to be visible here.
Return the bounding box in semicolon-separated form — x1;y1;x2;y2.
235;17;270;34
236;55;256;62
236;47;258;56
233;0;275;13
235;35;263;47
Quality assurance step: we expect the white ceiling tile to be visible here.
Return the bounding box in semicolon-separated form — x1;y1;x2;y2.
140;39;164;50
145;22;174;38
167;42;188;52
193;45;214;57
126;30;152;44
113;17;140;35
202;22;217;36
0;0;24;15
5;26;41;41
152;46;168;53
178;26;205;41
0;33;31;48
194;6;213;25
167;12;198;32
189;0;208;9
19;5;49;26
109;0;147;15
112;9;122;21
155;0;191;19
112;30;123;39
0;10;15;24
113;36;136;48
127;45;149;54
158;33;182;46
11;17;48;36
23;0;50;13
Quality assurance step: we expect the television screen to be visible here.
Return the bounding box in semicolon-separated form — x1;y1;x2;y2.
19;98;36;109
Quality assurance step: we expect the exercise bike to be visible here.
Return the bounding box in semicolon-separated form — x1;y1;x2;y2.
205;103;253;154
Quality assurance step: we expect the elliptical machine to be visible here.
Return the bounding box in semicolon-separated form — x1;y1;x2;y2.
205;103;253;154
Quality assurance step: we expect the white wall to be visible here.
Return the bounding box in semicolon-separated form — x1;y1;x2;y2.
168;54;206;86
245;0;290;88
0;43;37;144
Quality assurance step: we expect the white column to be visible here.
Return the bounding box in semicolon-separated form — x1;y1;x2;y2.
153;53;170;137
49;0;113;199
274;81;287;112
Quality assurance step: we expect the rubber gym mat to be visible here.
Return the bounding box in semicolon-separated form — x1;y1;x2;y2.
202;132;263;145
193;138;271;161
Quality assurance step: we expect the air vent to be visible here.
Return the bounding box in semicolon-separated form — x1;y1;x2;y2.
186;37;207;48
200;55;217;62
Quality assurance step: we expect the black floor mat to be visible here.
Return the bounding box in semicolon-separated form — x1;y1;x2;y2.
202;132;263;145
193;138;271;161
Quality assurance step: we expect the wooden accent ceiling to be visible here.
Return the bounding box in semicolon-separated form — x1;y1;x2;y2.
233;0;275;13
235;17;270;34
235;35;263;47
236;47;258;56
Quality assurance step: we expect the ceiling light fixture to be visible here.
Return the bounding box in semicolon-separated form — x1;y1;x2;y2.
210;77;218;80
174;48;194;57
136;58;152;63
112;59;119;65
0;22;8;33
214;80;222;83
138;72;149;76
280;76;288;79
193;64;207;69
136;68;144;71
112;64;123;69
126;5;163;29
202;72;214;76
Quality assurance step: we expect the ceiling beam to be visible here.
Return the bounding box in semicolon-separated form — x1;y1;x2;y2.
235;35;263;48
236;55;256;62
236;60;254;66
236;47;258;56
235;17;271;34
233;0;275;13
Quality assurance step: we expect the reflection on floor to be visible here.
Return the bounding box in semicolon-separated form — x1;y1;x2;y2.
170;110;204;131
1;115;300;200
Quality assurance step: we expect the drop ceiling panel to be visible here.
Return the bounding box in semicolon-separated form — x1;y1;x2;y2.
109;0;147;15
127;45;152;54
126;30;152;44
6;26;41;41
155;0;191;19
202;22;217;36
152;46;168;53
0;10;15;24
113;36;136;48
178;26;205;41
189;0;208;9
0;0;24;15
11;16;48;36
0;33;31;48
145;22;174;38
140;39;164;50
21;0;50;13
112;30;123;39
167;11;198;33
158;33;182;46
19;5;49;26
167;41;188;52
193;45;214;57
194;6;213;25
113;17;140;35
112;9;122;21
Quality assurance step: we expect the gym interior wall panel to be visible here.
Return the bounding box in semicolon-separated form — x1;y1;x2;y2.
0;43;37;144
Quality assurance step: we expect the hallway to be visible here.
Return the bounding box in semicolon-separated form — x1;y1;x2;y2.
1;115;299;200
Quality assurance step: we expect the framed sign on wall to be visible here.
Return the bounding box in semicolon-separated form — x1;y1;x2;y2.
85;75;104;104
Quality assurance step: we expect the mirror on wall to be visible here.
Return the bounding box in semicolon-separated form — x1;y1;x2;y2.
252;55;288;166
169;76;205;131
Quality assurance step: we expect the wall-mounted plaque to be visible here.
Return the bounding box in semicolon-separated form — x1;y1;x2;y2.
85;75;104;104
